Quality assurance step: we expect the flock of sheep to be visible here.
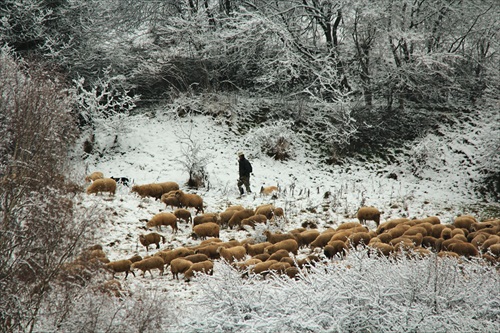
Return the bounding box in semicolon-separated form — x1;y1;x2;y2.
74;171;500;296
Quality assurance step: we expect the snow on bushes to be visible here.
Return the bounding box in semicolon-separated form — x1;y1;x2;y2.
181;249;500;332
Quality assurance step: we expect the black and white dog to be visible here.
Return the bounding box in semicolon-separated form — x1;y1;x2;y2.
110;176;130;186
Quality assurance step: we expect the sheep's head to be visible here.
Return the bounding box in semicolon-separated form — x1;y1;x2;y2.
190;232;198;240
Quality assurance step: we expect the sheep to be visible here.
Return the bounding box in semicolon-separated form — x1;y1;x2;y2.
267;249;290;262
174;208;192;224
194;243;222;259
260;185;279;196
193;213;219;226
309;230;336;249
85;171;104;182
295;229;320;247
431;224;449;238
240;214;268;229
170;258;193;280
264;239;299;255
252;253;271;262
86;178;117;196
388;225;411;239
255;204;275;219
249;260;279;275
174;190;204;214
403;226;428;237
192;222;220;240
263;230;296;244
226;205;245;211
217;245;247;263
131;256;165;277
156;247;195;267
323;240;347;259
480;235;500;253
161;191;182;209
453;215;478;232
184;253;210;263
447;241;479;258
235;258;263;271
337;222;364;231
139;233;166;252
346;232;372;248
488;243;500;257
184;260;214;281
356;206;381;227
105;260;135;279
420;216;441;225
285;266;300;279
267;262;292;276
367;242;394;257
440;227;453;240
244;242;273;256
131;183;165;199
228;209;255;229
218;210;239;228
377;233;393;244
146;212;178;233
158;182;180;194
273;207;284;219
376;218;410;234
128;254;143;263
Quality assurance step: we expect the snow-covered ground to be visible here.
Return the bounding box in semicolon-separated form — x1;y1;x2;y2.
61;107;499;332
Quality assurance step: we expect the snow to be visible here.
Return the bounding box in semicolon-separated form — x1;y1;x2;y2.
70;106;499;331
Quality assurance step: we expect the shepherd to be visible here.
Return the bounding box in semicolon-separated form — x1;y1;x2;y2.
237;151;252;196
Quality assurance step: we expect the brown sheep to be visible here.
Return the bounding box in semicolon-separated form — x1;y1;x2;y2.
295;229;320;248
264;239;299;255
255;204;275;219
131;256;165;277
86;178;117;196
404;226;428;237
324;241;348;259
260;186;279;196
132;183;165;200
267;249;290;262
346;232;372;248
146;212;178;233
240;214;268;229
244;242;273;256
368;242;394;257
128;254;143;263
440;227;453;240
267;262;292;276
480;235;500;253
249;260;279;275
170;258;193;280
273;207;285;219
310;230;336;248
218;210;239;228
175;190;204;214
158;182;180;194
235;258;262;271
184;253;210;263
376;218;410;234
263;230;296;244
174;208;192;224
253;253;271;261
228;209;256;229
488;243;500;257
337;222;364;231
388;225;412;239
184;260;214;281
193;213;219;226
357;206;381;227
217;245;247;262
377;233;393;244
226;205;245;211
447;241;479;258
431;224;449;238
453;215;478;231
106;260;135;279
155;247;194;267
139;233;166;252
161;191;181;209
85;171;104;182
194;243;222;260
420;216;441;225
192;222;220;240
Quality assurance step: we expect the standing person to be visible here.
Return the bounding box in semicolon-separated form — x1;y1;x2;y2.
237;151;252;195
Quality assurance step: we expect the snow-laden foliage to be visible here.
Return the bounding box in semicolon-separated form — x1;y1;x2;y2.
243;120;301;161
34;284;179;333
181;249;500;333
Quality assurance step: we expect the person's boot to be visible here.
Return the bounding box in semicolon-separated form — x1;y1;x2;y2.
239;187;244;195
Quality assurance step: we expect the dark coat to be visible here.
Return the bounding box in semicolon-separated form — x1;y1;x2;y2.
239;157;252;177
